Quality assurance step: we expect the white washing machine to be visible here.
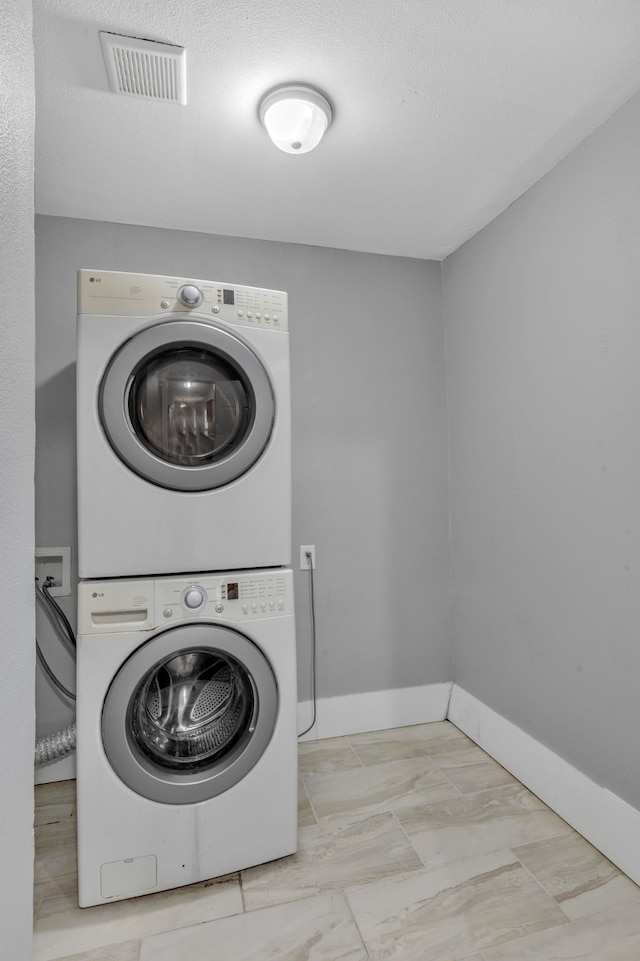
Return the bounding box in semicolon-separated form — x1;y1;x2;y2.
76;568;297;907
76;269;291;578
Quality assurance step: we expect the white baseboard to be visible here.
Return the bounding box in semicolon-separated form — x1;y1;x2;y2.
448;685;640;887
297;682;452;742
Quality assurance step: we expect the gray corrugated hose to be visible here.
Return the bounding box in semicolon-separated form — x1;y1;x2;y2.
35;723;77;767
34;578;77;767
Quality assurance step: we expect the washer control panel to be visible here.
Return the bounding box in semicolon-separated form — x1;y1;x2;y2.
159;570;292;623
78;269;289;331
78;569;294;635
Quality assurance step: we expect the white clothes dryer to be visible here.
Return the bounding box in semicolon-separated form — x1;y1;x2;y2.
76;269;291;578
76;568;297;907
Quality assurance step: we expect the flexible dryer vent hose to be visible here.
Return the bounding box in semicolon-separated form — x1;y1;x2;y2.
35;723;76;767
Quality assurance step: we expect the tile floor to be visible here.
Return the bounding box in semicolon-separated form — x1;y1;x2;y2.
33;721;640;961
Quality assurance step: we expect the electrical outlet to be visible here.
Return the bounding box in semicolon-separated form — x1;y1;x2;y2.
35;547;72;597
299;545;316;570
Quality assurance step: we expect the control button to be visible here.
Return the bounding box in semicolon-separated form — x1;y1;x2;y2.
215;603;224;614
182;586;207;610
247;311;253;319
177;284;203;308
251;602;258;612
264;314;270;321
269;601;276;610
256;312;262;320
212;305;220;314
242;604;249;614
260;601;267;611
273;314;279;323
160;299;170;309
163;608;172;618
278;598;285;609
238;310;244;318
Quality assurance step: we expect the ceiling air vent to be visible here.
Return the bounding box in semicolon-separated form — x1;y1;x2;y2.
99;32;187;105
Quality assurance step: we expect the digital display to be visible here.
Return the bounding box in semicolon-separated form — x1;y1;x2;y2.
227;582;239;600
223;289;235;305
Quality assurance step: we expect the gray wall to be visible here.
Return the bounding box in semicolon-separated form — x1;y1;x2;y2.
0;1;35;957
35;217;451;735
444;90;640;809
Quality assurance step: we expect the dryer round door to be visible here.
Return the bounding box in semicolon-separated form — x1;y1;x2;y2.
101;623;279;804
99;319;275;491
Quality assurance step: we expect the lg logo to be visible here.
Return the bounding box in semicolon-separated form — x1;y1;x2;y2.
92;592;105;598
89;277;102;283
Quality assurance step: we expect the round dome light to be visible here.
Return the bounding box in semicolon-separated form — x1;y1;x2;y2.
259;84;333;155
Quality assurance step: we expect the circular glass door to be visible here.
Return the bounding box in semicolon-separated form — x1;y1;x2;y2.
102;624;279;804
99;320;275;491
129;348;252;469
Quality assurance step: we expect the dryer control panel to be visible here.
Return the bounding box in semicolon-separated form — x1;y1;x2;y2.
78;568;294;635
78;269;289;330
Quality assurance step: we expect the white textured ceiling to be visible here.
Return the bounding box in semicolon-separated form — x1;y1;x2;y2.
34;0;640;260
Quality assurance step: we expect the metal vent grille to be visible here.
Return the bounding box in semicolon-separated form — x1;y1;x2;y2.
99;32;187;105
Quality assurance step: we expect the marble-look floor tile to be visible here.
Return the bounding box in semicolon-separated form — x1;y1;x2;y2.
241;812;424;911
304;755;459;822
298;737;363;778
482;899;640;960
347;848;567;961
298;779;318;828
34;801;75;827
34;812;77;848
31;726;640;961
424;737;487;759
52;941;140;961
140;892;368;961
33;874;242;961
35;803;76;844
348;721;470;766
432;747;517;794
34;881;48;918
513;831;640;920
397;783;569;866
38;875;79;918
34;834;78;883
35;779;77;807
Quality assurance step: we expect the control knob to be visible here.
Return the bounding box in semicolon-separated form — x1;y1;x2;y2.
182;586;207;610
177;284;204;308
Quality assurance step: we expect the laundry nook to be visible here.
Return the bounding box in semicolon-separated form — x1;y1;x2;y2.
4;2;640;959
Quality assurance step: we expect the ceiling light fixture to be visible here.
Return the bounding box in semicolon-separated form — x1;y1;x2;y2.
259;84;333;154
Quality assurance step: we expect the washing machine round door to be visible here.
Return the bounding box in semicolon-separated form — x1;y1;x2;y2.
101;623;278;804
99;320;275;491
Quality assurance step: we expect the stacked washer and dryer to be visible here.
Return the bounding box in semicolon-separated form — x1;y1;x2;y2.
75;270;297;907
